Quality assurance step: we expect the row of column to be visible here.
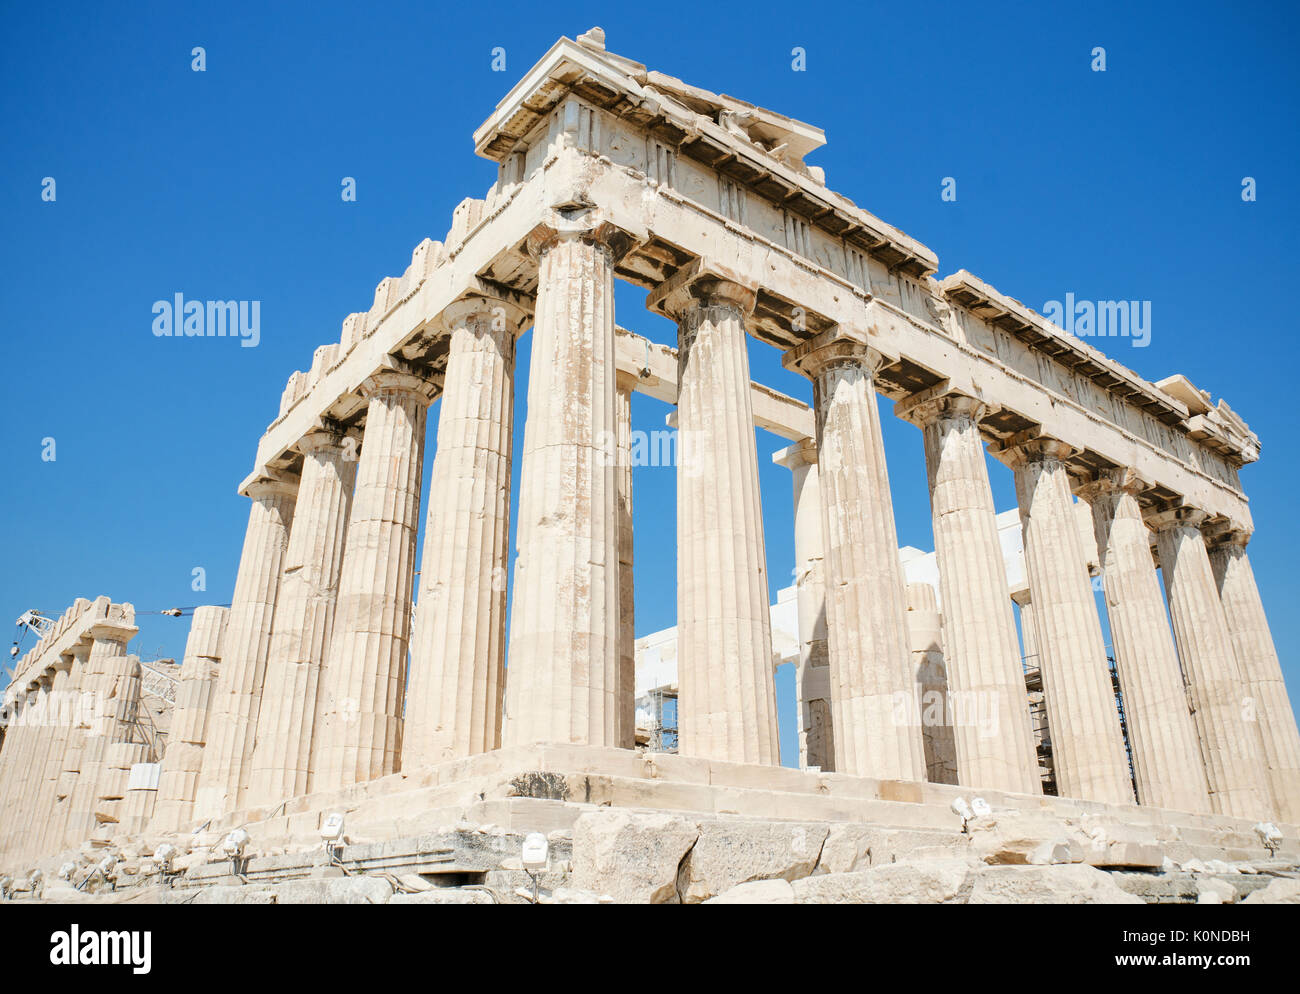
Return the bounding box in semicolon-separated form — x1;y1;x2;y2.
178;214;1298;831
0;615;147;862
774;341;1297;822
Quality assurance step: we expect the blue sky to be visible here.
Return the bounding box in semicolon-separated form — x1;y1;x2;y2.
3;1;1297;768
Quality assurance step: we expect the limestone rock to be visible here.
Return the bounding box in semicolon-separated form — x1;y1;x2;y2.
970;811;1086;865
816;823;874;875
1079;820;1165;868
390;888;494;905
967;864;1144;904
1196;878;1237;904
571;810;698;904
792;859;974;904
182;886;277;905
678;821;828;904
544;888;610;905
273;877;394;905
815;824;969;874
704;879;796;904
1240;878;1300;904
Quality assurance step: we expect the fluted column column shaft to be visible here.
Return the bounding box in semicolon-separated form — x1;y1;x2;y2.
195;475;297;820
314;365;435;791
65;622;138;846
41;647;89;855
1208;533;1300;823
899;393;1039;794
28;668;76;859
657;274;778;766
406;296;525;767
14;682;55;860
785;336;924;781
1079;475;1210;813
774;439;834;771
0;691;37;853
615;371;637;750
998;438;1133;804
1153;509;1269;818
153;606;229;831
0;696;25;817
246;431;358;806
504;225;622;749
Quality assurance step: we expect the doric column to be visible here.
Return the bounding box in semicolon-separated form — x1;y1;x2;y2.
0;689;37;854
0;694;22;817
649;264;779;766
65;618;139;845
896;391;1040;795
29;664;76;859
195;471;298;821
1206;528;1300;823
313;361;436;792
153;606;229;832
615;370;637;749
43;643;90;854
404;293;529;768
991;436;1133;805
503;216;629;750
13;678;54;861
773;438;834;771
784;332;925;781
246;428;359;807
1076;471;1210;813
1150;507;1270;818
907;582;959;785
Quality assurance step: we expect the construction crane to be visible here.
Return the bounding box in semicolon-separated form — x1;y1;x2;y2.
9;609;55;669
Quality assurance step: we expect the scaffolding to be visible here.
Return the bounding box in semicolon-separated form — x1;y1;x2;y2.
647;688;679;753
1023;650;1140;802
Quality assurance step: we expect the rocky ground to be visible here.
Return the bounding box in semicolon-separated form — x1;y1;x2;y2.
3;807;1298;905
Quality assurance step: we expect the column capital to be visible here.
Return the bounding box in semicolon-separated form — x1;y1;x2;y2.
295;420;359;458
1146;504;1209;533
646;259;757;321
772;436;818;471
440;289;532;337
525;209;635;264
89;619;139;647
1075;466;1147;505
782;327;885;381
987;430;1079;469
1198;511;1251;544
238;467;300;501
894;385;988;429
360;358;438;406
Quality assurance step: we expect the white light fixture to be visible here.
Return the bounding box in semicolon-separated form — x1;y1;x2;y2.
521;832;549;872
1254;821;1282;856
521;832;550;904
970;797;992;819
319;812;345;843
320;813;346;863
58;862;76;881
222;828;250;857
155;843;176;868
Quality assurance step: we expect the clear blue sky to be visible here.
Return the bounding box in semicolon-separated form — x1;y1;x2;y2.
3;1;1297;768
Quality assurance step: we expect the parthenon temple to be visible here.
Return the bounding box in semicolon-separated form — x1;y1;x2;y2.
2;28;1297;902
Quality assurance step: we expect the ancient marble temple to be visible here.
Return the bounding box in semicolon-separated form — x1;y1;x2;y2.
2;28;1297;873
